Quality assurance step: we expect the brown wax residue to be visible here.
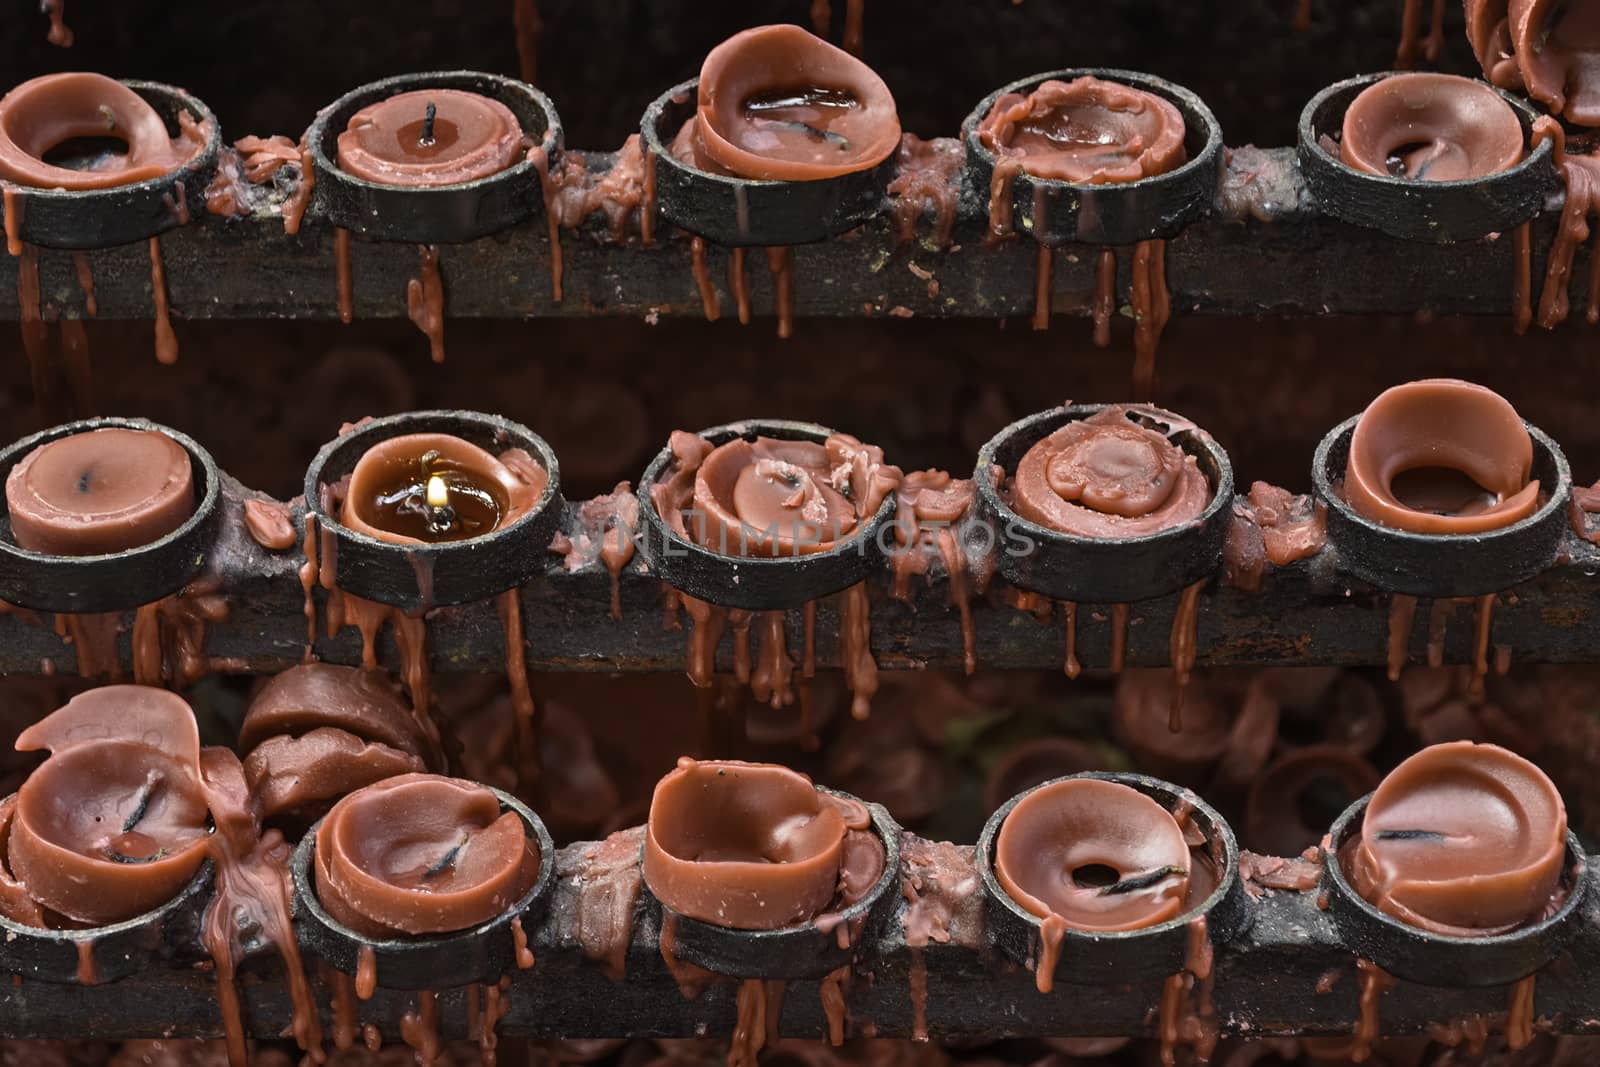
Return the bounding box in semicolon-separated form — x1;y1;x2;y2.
280;141;315;235
131;577;230;690
206;135;302;218
149;237;178;365
1006;405;1211;538
977;76;1186;185
1157;916;1219;1067
1352;958;1397;1061
900;837;982;1040
334;228;354;324
1471;0;1600;125
1395;0;1448;68
405;244;446;363
1130;239;1170;398
729;246;752;324
514;0;542;84
1238;849;1324;897
890;470;981;674
243;498;296;551
556;482;639;621
555;826;644;980
766;246;796;339
886;135;963;248
495;589;539;792
1527;120;1600;328
547;135;650;241
526;145;565;302
689;237;721;320
1223;481;1328;592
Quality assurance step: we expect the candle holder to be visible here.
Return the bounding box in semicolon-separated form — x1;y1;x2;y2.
974;404;1233;604
0;417;222;614
976;771;1247;987
303;410;563;613
962;69;1222;247
305;71;562;244
1297;73;1557;243
289;787;554;991
641;787;901;979
640;79;895;247
636;419;899;611
0;857;212;985
1320;793;1588;987
1311;412;1570;598
0;80;220;250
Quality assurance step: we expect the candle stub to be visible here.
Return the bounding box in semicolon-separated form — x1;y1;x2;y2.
976;75;1187;184
6;427;195;556
0;72;210;190
1343;379;1540;535
1006;407;1212;538
689;24;901;181
650;431;901;557
314;773;540;937
1339;74;1525;181
336;89;524;187
340;432;547;545
1468;0;1600;126
2;686;210;927
642;758;883;930
1342;741;1568;935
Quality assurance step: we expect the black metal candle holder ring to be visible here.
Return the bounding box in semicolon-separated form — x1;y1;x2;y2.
0;80;220;251
974;404;1234;604
0;417;223;614
305;70;562;244
303;410;564;614
640;79;894;247
962;69;1222;247
290;788;555;991
636;419;899;612
1320;794;1589;988
977;772;1248;988
1312;415;1570;598
0;861;213;985
1297;73;1558;244
640;789;901;980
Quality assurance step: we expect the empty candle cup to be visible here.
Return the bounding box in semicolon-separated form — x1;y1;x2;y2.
0;417;222;613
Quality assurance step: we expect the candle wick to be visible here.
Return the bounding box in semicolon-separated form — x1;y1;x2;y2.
420;102;438;147
423;834;470;879
1099;865;1187;896
1373;829;1449;841
122;776;157;833
97;104;118;133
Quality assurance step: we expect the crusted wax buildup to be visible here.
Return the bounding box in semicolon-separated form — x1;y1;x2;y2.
5;427;194;555
651;431;901;558
1008;406;1212;538
1;686;210;927
0;73;209;189
340;432;547;545
313;772;541;937
1338;73;1525;181
1468;0;1600;125
335;89;524;186
690;24;901;181
1343;379;1540;535
1342;741;1567;935
641;758;883;930
975;75;1186;184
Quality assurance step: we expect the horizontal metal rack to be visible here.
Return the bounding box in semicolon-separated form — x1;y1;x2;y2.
2;831;1596;1042
4;478;1600;677
1;147;1588;324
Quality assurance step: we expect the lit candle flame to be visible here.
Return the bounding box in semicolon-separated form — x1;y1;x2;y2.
426;474;449;509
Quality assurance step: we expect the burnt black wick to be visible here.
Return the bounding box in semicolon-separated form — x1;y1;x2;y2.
420;102;438;147
1100;865;1187;895
1373;828;1448;841
122;780;155;833
423;834;470;879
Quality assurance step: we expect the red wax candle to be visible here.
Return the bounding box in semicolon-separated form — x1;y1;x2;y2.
0;73;209;190
340;433;547;545
1340;74;1524;181
1008;407;1212;538
313;773;541;936
5;427;195;555
691;25;901;181
4;686;210;926
976;76;1187;184
336;89;524;187
1343;380;1540;535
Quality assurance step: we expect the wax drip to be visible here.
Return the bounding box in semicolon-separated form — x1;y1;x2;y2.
766;246;795;338
819;964;851;1043
526;145;564;300
1512;222;1533;333
299;514;320;660
727;979;783;1067
1507;973;1537;1050
1469;593;1496;700
325;589;441;761
55;612;122;678
399;989;440;1065
1352;959;1396;1060
811;0;832;36
729;608;753;687
1295;0;1312;30
800;600;818;747
149;237;178;365
730;247;752;324
355;944;378;1000
1394;0;1447;68
1;188;21;260
16;244;59;419
986;159;1021;240
59;316;91;416
680;592;728;688
1033;241;1053;330
1387;593;1417;681
843;0;864;53
511;916;535;969
1167;579;1205;728
42;0;72;44
1092;247;1117;346
838;581;879;719
1131;239;1170;398
690;237;721;320
1530;119;1600;328
1109;603;1131;672
334;228;354;324
496;588;539;791
513;0;541;85
750;610;795;709
640;147;658;245
328;968;358;1049
480;976;512;1064
75;941;96;986
72;252;96;316
887;136;963;248
1060;600;1081;678
1426;598;1453;669
131;577;229;689
405;244;446;362
281;142;315;235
